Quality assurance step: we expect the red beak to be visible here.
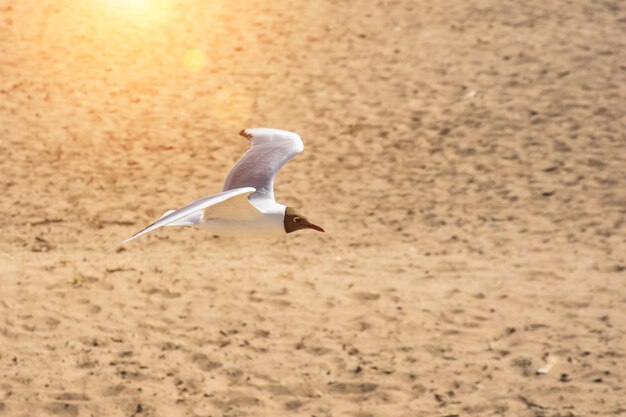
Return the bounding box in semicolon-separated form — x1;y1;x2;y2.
308;223;325;233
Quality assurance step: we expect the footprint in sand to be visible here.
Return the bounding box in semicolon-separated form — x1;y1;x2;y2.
351;291;381;302
44;402;79;417
213;391;263;410
190;353;222;372
328;382;378;394
284;399;304;410
54;393;90;401
103;384;125;397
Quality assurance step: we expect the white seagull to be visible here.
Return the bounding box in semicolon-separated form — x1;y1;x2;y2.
121;128;324;245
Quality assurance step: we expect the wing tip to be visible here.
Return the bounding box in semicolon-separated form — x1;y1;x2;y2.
119;224;152;246
239;129;253;140
118;235;137;246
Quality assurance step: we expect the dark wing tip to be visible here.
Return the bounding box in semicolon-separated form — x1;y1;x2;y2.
239;129;253;140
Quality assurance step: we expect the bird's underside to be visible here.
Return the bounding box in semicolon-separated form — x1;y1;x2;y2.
198;191;285;237
120;128;322;246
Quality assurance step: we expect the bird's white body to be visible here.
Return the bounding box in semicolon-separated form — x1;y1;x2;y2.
198;199;287;238
121;128;304;245
198;210;286;237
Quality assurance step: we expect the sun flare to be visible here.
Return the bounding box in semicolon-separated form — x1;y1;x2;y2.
102;0;171;25
183;49;207;73
107;0;152;15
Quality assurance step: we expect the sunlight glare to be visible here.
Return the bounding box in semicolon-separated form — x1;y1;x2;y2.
103;0;171;25
183;49;207;73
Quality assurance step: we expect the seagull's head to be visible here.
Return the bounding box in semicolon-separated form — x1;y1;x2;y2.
284;207;325;234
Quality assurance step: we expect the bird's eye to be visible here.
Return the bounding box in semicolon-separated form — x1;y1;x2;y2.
293;217;301;223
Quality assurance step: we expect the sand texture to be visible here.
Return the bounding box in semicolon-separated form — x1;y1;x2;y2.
1;0;625;416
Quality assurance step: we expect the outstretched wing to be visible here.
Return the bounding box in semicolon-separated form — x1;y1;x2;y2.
120;187;257;245
222;128;304;203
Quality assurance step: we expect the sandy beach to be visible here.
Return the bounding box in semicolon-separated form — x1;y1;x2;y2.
1;0;624;415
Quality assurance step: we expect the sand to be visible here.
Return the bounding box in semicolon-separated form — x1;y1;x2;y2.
1;0;625;416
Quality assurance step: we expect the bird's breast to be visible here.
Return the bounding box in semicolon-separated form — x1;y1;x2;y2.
198;212;285;237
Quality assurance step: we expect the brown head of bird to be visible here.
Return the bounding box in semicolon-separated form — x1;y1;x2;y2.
284;207;325;234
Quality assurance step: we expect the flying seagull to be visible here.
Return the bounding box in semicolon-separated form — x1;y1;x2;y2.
121;128;324;245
